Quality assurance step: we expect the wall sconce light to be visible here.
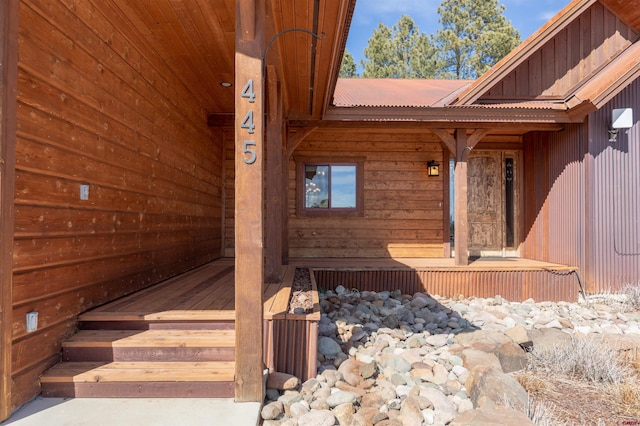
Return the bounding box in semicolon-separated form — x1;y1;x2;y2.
427;160;440;177
609;108;633;142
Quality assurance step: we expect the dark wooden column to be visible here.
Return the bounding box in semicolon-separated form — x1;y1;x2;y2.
265;65;284;283
0;0;18;421
454;129;469;266
234;0;265;402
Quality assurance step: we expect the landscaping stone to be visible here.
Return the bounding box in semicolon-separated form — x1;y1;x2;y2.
262;287;640;424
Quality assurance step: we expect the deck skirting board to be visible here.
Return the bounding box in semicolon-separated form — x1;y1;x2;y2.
312;268;579;302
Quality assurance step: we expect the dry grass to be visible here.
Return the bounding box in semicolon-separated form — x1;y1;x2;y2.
621;283;640;311
526;334;632;384
517;372;640;425
507;285;640;425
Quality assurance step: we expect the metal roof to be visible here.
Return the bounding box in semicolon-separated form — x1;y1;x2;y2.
332;78;473;108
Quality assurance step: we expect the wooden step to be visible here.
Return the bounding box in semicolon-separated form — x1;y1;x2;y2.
78;310;236;331
40;361;235;398
63;329;235;362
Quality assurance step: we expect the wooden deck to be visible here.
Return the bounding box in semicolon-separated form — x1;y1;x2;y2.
80;256;579;322
42;256;581;397
80;259;237;323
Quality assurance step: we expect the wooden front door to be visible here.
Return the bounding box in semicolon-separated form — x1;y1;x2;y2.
467;150;519;257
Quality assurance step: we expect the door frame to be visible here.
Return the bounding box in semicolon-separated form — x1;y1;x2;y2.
0;0;18;420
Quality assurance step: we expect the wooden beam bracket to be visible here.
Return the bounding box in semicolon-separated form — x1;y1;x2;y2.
287;127;318;158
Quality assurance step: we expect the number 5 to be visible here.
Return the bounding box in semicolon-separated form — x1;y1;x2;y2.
243;141;257;164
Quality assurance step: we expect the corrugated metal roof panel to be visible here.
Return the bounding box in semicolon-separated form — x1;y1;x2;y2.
333;78;473;107
332;79;569;111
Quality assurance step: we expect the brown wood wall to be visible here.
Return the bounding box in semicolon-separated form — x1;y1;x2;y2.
11;0;224;410
223;128;235;257
288;128;445;258
482;2;639;100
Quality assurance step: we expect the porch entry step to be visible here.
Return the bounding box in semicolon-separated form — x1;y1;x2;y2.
62;329;235;362
78;310;236;331
40;361;235;398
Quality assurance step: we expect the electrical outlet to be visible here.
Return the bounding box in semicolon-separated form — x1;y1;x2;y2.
26;311;38;333
80;184;89;200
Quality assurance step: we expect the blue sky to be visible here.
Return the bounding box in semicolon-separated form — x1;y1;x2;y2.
346;0;566;73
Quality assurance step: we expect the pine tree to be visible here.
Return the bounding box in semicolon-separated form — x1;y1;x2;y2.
361;16;438;79
434;0;520;79
361;22;396;78
339;49;358;78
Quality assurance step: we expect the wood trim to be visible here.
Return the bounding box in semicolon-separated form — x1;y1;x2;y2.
287;127;318;158
265;65;284;283
454;129;469;266
432;129;456;155
289;120;565;132
294;156;365;218
467;129;491;149
320;0;357;118
323;106;578;123
442;145;451;258
234;0;264;403
0;0;18;420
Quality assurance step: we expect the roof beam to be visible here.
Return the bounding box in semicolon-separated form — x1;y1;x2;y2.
289;119;565;133
323;106;579;124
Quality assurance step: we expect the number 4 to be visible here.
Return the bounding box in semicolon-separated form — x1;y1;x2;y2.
241;80;255;103
241;110;255;134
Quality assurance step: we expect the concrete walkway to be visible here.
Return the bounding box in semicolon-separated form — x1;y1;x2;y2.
1;397;261;426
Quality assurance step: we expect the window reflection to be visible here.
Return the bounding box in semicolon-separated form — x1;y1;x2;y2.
305;164;356;209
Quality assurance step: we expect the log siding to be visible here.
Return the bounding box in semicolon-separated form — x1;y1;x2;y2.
288;128;446;258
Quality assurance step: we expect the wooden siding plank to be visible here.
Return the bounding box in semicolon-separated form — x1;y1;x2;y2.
12;0;225;412
0;0;18;420
254;127;451;259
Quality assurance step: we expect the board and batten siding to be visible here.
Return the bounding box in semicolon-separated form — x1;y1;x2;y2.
584;77;640;292
481;2;639;100
11;0;224;410
288;128;446;258
522;78;640;293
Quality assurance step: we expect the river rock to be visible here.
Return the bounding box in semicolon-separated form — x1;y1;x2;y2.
267;372;299;390
297;410;335;426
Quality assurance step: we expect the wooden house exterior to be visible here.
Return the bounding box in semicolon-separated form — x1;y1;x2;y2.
0;0;639;419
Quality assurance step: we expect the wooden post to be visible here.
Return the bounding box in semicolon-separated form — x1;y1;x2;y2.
265;65;284;283
454;129;469;266
0;0;18;421
441;143;451;258
235;0;264;402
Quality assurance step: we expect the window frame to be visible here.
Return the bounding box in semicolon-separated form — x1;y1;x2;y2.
296;156;365;217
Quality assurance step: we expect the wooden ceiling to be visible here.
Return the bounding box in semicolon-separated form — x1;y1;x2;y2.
111;0;354;121
600;0;640;30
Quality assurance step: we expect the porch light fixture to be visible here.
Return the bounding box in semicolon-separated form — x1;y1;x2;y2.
427;160;440;177
608;108;633;142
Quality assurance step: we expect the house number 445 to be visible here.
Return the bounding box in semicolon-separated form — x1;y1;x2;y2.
241;79;257;165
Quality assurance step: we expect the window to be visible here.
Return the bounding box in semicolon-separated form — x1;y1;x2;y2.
297;158;364;216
